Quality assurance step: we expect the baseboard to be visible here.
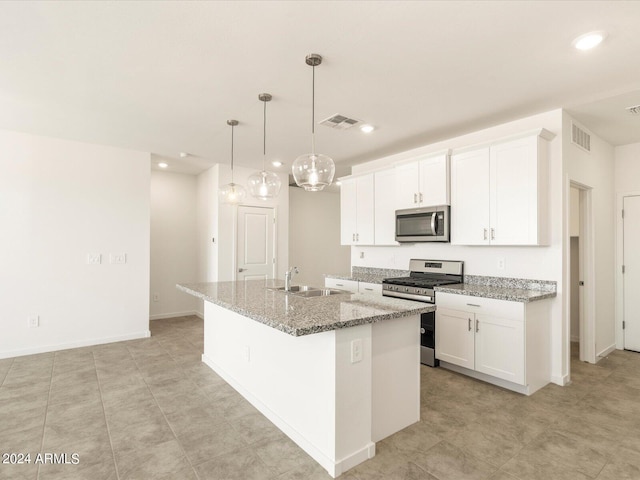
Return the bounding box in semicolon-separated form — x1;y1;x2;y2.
201;354;372;478
551;373;569;386
149;310;200;321
0;330;151;360
596;343;617;361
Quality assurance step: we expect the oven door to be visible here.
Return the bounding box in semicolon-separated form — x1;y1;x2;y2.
395;206;449;243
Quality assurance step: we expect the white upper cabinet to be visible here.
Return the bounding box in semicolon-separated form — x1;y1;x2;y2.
374;169;398;245
395;153;450;210
451;129;554;246
340;174;374;245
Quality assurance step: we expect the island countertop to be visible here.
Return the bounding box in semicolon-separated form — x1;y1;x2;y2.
177;279;435;337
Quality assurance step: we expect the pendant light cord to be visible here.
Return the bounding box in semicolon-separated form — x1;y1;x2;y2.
311;63;316;155
230;123;235;184
263;98;267;171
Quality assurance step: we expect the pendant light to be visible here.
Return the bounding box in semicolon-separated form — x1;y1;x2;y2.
248;93;282;200
219;120;247;205
292;53;335;191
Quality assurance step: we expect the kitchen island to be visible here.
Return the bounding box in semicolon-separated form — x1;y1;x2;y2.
177;279;434;478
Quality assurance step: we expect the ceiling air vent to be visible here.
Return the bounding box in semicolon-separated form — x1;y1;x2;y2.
626;104;640;115
319;114;362;130
571;122;591;153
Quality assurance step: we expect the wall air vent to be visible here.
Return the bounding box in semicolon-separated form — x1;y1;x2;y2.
626;104;640;115
319;114;362;130
571;122;591;153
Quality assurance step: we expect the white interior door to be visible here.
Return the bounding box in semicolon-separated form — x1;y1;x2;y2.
237;206;275;281
623;195;640;351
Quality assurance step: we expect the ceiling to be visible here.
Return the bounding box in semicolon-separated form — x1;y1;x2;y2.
1;1;639;177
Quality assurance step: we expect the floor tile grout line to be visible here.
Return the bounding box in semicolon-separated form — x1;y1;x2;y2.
92;350;121;480
126;341;203;480
0;357;15;387
35;353;56;480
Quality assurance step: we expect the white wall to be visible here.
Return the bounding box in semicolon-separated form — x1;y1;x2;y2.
0;129;150;358
289;187;350;287
150;170;198;319
351;110;567;383
563;113;615;360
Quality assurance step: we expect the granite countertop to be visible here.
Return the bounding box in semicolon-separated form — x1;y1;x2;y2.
177;279;434;337
434;283;556;303
324;267;410;285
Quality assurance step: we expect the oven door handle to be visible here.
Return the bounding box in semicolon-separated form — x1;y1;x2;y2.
430;212;437;236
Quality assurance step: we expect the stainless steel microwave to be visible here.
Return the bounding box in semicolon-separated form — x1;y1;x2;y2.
395;206;450;242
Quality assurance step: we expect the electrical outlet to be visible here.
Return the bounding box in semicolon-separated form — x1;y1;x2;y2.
152;293;159;302
28;315;39;328
87;253;101;265
351;339;363;363
360;251;365;259
497;258;506;270
110;253;127;264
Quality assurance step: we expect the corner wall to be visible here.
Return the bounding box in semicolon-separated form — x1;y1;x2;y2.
150;170;198;319
0;129;151;358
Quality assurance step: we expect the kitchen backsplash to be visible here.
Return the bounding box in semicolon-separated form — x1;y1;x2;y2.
351;266;409;278
464;275;557;292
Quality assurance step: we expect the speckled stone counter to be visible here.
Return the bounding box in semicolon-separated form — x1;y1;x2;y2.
435;275;557;303
177;279;434;336
324;266;409;285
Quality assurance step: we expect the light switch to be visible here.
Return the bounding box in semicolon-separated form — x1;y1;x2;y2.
351;339;363;363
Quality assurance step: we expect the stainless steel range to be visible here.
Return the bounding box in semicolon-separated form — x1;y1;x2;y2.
382;259;464;303
382;259;464;367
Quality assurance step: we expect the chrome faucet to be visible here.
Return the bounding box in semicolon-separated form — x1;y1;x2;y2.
284;266;299;292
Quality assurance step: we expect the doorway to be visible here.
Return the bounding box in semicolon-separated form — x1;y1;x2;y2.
622;195;640;352
236;205;276;281
568;182;596;365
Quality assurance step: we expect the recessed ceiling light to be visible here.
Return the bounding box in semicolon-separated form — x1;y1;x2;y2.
573;31;607;50
271;160;283;167
360;124;375;134
158;162;168;168
179;152;189;158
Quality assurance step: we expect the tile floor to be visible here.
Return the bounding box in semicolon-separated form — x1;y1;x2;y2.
1;316;639;480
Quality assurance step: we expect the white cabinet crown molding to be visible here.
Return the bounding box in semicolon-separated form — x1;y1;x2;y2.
450;128;556;156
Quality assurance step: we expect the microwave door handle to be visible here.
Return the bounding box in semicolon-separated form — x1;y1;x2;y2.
430;212;437;235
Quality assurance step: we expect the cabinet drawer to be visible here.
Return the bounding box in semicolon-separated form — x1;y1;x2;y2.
436;292;523;319
359;282;382;294
324;278;359;293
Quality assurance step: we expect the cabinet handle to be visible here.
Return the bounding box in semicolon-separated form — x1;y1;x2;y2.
336;283;344;287
419;192;423;203
476;319;479;333
364;287;373;291
466;303;481;307
484;228;488;240
352;233;356;242
356;233;359;241
468;318;472;331
414;193;418;204
491;228;495;240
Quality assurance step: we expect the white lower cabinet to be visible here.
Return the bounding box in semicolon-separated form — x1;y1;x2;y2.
324;278;383;295
436;292;549;395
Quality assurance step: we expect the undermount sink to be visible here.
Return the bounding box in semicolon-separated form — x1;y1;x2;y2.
267;285;349;297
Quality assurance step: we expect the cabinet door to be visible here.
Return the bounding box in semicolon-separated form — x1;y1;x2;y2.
374;169;398;245
435;307;475;369
356;174;375;245
490;136;540;245
450;148;491;245
395;161;420;210
419;154;450;206
474;313;525;385
340;178;357;245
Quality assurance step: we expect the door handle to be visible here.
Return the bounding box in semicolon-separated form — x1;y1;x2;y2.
430;212;437;236
238;268;246;272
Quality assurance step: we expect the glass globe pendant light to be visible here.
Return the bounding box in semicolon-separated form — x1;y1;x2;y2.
219;119;247;205
292;54;335;192
248;93;282;200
